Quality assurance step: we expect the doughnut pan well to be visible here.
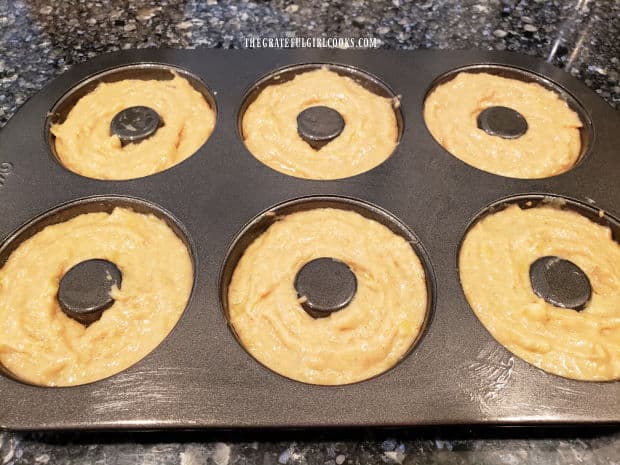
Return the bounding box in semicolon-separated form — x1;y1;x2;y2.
0;49;618;430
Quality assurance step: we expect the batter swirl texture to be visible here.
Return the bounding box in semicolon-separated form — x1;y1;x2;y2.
459;204;620;381
228;208;428;385
242;68;398;180
52;73;215;180
424;72;582;179
0;207;193;386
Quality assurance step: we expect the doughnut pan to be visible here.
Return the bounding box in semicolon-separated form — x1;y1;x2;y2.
0;49;618;431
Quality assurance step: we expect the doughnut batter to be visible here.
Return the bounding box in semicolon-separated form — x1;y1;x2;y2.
424;72;582;178
459;204;620;381
0;207;193;386
242;68;398;180
227;208;428;385
51;72;215;180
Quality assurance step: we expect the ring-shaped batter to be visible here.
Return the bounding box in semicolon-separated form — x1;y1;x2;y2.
424;72;582;179
51;72;215;180
459;204;620;381
0;207;193;386
241;68;399;180
227;208;428;385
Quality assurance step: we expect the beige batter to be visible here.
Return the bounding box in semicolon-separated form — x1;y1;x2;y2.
459;204;620;381
424;72;582;179
241;68;399;180
0;207;193;386
51;72;215;180
228;208;428;385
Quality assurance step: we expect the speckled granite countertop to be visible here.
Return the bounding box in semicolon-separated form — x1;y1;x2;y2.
0;0;618;127
0;0;619;464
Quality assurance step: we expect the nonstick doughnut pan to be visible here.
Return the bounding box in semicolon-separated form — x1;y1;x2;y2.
0;49;618;430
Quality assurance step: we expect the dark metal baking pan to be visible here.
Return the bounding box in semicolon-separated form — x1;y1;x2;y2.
0;49;617;431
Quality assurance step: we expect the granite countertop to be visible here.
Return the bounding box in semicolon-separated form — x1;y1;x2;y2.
0;0;619;464
0;0;618;128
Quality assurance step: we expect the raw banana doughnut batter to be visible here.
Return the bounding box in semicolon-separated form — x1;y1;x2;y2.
51;72;215;180
241;67;398;180
459;204;620;381
424;72;582;179
0;207;193;386
227;208;428;385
